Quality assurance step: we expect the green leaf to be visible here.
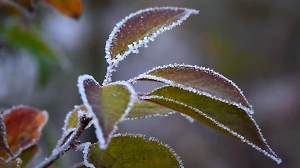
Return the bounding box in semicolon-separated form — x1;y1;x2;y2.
19;145;38;168
0;158;22;168
142;86;281;164
126;101;175;120
134;64;253;114
83;134;183;168
63;105;88;131
105;7;198;64
78;75;136;149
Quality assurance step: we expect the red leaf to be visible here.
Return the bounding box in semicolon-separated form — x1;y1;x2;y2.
0;106;48;160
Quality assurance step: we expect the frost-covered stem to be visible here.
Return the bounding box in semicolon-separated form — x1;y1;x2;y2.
103;63;116;85
34;116;92;168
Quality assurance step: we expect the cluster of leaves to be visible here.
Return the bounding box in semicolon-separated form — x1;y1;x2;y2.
0;6;282;168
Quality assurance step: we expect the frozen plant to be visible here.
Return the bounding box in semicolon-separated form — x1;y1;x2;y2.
0;7;281;168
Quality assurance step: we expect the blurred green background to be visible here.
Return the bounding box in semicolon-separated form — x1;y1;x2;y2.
0;0;299;167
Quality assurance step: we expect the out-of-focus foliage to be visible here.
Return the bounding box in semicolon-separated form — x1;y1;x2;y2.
0;17;58;85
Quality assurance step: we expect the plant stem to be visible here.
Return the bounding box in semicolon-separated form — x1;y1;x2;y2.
34;116;92;168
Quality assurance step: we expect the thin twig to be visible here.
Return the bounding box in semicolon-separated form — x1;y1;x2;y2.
34;116;92;168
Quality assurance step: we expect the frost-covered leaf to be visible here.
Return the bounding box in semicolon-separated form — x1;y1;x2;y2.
134;64;253;114
63;105;88;132
126;101;175;120
142;86;281;164
78;75;136;149
0;106;48;161
0;158;22;168
45;0;83;18
57;105;89;147
19;145;38;168
83;134;182;168
0;113;12;161
105;7;198;65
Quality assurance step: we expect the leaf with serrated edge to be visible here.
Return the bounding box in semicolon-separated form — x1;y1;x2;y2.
132;64;254;115
78;75;136;149
0;157;22;168
126;100;175;120
0;106;48;161
142;86;281;164
0;112;12;161
83;134;183;168
103;7;198;85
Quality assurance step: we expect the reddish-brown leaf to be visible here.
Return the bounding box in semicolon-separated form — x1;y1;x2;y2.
0;113;12;161
0;106;48;160
134;64;253;114
105;7;198;64
45;0;83;18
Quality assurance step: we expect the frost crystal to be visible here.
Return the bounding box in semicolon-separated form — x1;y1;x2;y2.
82;142;96;168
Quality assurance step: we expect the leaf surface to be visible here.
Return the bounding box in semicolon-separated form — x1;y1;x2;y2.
0;113;12;161
105;7;198;65
19;145;38;168
83;134;183;168
78;75;136;149
63;105;88;132
45;0;83;18
0;158;22;168
0;106;48;161
142;86;281;164
126;101;175;120
134;64;253;114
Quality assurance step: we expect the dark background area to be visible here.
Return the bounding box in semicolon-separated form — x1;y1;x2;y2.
0;0;299;167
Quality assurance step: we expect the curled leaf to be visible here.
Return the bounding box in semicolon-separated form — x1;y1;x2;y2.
142;86;281;164
78;75;136;149
134;64;253;114
105;7;198;65
83;134;183;168
0;106;48;161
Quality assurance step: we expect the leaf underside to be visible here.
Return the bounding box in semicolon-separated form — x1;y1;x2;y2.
141;85;281;163
84;134;182;168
